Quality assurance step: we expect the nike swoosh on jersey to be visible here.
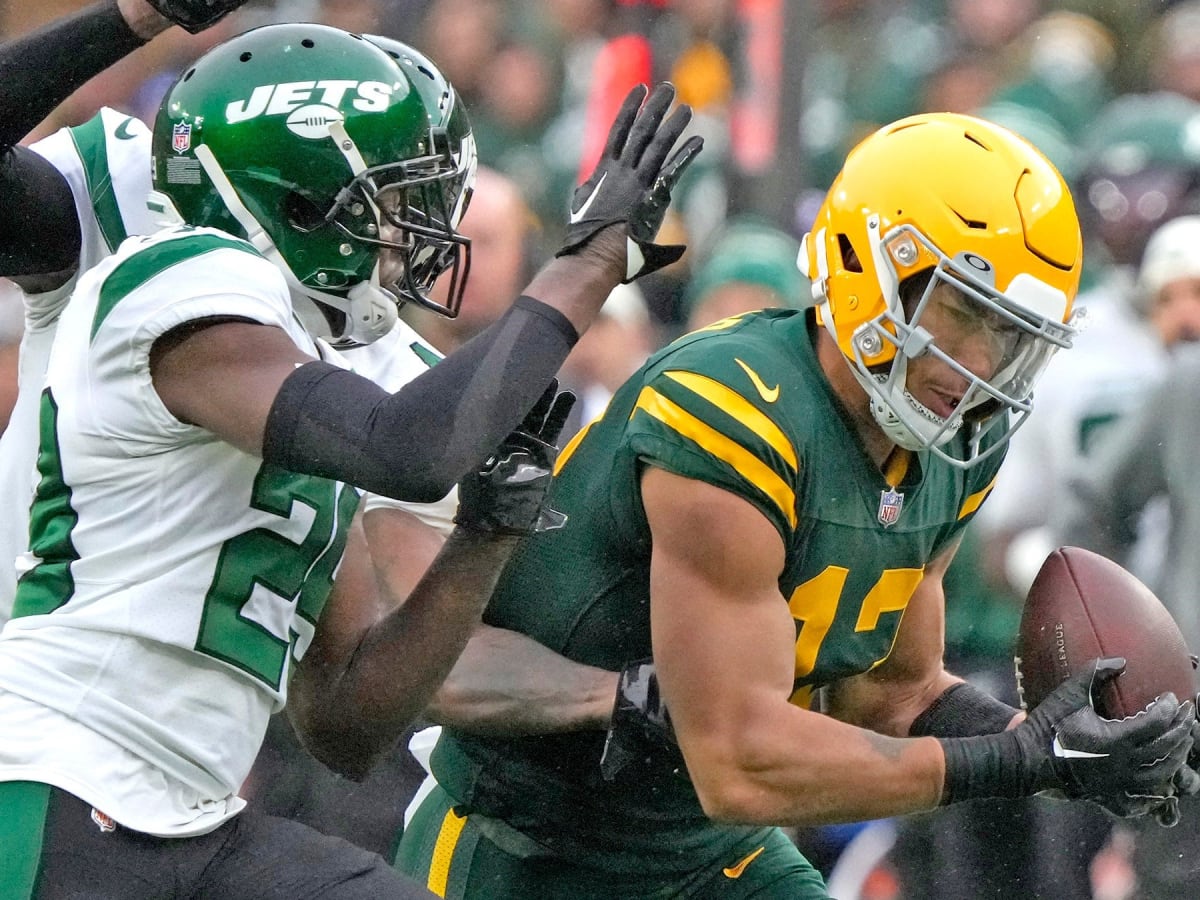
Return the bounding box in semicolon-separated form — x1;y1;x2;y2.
114;117;138;140
569;172;608;224
1052;734;1110;759
723;845;766;879
735;358;780;403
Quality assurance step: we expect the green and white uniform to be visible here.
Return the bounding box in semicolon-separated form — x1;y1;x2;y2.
0;110;455;630
0;108;156;625
0;227;360;836
399;309;1004;896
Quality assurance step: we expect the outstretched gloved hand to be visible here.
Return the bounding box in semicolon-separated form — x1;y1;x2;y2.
557;82;704;283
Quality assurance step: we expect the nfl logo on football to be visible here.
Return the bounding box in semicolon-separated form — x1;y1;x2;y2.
878;488;904;527
172;122;192;154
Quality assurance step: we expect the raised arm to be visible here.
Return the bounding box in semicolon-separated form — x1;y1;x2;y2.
0;0;247;288
156;84;703;503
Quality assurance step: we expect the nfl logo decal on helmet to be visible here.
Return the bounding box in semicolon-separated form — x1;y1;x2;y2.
171;122;191;153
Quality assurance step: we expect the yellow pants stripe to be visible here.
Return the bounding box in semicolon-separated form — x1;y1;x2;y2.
427;806;467;897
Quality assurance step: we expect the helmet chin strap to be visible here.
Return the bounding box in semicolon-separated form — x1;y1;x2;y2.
190;142;397;347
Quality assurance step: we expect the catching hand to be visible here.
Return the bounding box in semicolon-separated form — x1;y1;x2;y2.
599;658;682;781
144;0;247;33
1019;658;1195;822
558;82;704;283
453;381;575;536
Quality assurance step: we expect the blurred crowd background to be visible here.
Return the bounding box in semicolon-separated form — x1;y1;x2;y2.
8;1;1200;897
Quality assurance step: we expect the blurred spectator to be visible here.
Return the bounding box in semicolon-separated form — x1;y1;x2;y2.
679;216;805;332
1143;0;1200;104
980;10;1116;146
1054;219;1200;900
401;165;539;353
415;0;504;108
1077;92;1200;273
798;0;936;195
1056;215;1200;645
921;45;1003;116
977;92;1200;602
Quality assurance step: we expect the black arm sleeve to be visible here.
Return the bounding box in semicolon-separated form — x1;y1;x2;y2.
0;1;146;277
262;295;579;502
909;681;1021;738
0;1;146;149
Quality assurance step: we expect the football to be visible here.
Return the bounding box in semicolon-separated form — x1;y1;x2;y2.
1016;546;1197;719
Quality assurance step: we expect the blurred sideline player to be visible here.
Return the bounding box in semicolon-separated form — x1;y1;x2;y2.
976;92;1200;598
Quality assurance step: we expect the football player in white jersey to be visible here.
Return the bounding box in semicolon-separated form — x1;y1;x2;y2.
0;0;632;811
0;7;702;897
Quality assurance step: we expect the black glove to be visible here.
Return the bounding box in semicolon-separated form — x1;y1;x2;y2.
453;382;575;536
599;658;682;781
1028;660;1194;814
1149;706;1200;827
941;658;1195;824
144;0;247;33
557;82;704;283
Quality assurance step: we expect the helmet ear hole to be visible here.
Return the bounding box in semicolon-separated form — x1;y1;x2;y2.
837;234;863;273
898;269;934;316
285;192;327;234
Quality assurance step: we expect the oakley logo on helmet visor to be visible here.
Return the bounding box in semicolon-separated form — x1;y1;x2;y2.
225;80;396;125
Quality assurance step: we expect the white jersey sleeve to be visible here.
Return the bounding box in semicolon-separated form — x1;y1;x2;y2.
0;227;360;836
23;107;156;331
0;109;156;624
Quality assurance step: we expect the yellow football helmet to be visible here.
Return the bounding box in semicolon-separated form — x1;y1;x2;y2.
799;112;1083;468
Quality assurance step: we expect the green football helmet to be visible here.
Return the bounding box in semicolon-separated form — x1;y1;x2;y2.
149;23;477;346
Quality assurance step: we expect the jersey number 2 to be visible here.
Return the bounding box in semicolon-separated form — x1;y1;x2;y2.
196;465;358;690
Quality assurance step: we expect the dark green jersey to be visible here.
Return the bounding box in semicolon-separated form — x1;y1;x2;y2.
431;309;1005;873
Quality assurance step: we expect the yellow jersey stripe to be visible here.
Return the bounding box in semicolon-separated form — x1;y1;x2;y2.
632;386;797;528
958;474;998;520
554;417;593;475
427;806;467;897
663;370;798;472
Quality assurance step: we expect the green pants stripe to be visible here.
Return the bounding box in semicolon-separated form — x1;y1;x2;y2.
0;781;52;900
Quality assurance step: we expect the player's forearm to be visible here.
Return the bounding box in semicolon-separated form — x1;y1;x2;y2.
684;706;947;826
0;2;147;149
295;527;520;779
426;624;619;735
522;225;627;335
827;667;965;738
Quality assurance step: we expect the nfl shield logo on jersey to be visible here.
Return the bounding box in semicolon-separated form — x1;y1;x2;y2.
172;122;192;153
877;488;904;527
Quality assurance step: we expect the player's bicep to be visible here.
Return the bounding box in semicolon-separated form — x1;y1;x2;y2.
150;319;316;454
642;466;797;763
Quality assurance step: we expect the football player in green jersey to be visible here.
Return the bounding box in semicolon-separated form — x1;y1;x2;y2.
393;114;1200;898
